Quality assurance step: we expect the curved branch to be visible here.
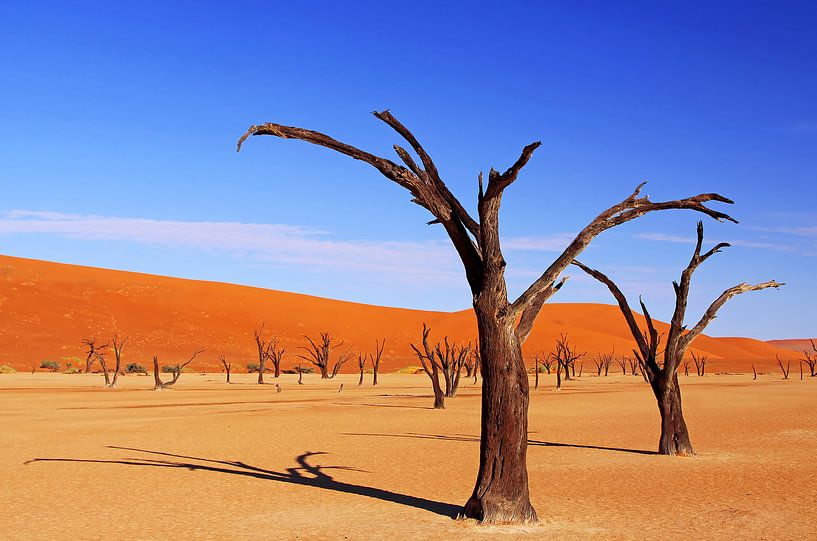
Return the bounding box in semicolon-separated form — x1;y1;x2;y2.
515;277;568;343
678;280;783;353
508;183;736;319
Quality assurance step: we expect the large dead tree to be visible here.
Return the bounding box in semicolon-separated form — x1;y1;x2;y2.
574;222;781;455
410;324;446;409
152;349;204;390
238;110;741;523
299;332;352;379
97;333;127;388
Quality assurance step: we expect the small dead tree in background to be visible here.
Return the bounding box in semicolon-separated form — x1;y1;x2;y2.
268;337;286;379
82;338;108;373
299;332;349;379
691;351;707;376
751;363;757;380
153;349;204;390
574;222;781;455
683;359;691;376
98;333;127;388
410;324;446;409
532;355;543;390
219;355;232;383
253;325;273;384
370;339;385;386
594;349;614;376
801;340;817;377
357;352;366;386
330;348;354;378
777;355;791;379
297;364;304;385
435;338;471;397
626;356;639;376
552;334;584;390
616;356;627;375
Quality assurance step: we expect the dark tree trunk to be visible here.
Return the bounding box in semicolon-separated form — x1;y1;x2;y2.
651;373;694;456
358;367;364;386
226;366;231;384
463;305;536;524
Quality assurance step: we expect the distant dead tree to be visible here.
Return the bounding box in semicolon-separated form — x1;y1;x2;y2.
626;356;639;376
98;333;128;388
338;383;344;393
370;339;385;386
82;338;108;373
552;334;584;390
616;356;627;375
801;340;817;377
532;354;542;390
691;351;707;376
268;338;286;379
238;109;739;523
594;349;614;376
435;337;471;397
152;349;204;390
776;355;791;380
468;346;480;385
410;324;446;409
297;364;304;385
751;363;757;380
253;325;273;384
299;332;351;379
219;355;232;384
357;352;366;386
683;359;691;377
574;222;781;455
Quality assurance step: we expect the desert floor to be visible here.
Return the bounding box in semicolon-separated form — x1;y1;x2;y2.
1;372;815;540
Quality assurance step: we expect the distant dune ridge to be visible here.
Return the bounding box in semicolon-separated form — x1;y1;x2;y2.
0;254;800;373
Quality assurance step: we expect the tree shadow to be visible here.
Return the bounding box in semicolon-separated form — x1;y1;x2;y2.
25;447;460;518
344;432;657;455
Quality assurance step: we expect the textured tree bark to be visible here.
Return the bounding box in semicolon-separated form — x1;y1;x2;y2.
652;373;694;456
463;306;536;523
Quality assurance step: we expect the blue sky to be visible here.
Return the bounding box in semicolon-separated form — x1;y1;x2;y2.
1;2;815;339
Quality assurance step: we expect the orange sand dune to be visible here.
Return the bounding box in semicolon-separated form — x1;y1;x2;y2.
0;254;795;373
767;338;816;353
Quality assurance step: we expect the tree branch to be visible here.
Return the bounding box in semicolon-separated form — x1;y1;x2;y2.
508;183;737;319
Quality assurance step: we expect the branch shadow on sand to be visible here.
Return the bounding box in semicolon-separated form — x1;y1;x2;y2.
25;446;461;518
343;432;657;455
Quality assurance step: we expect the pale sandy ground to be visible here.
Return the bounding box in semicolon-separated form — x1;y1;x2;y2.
1;372;815;540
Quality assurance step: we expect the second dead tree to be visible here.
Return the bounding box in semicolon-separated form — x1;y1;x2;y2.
691;351;707;376
574;221;781;455
777;355;791;379
299;332;352;379
82;338;108;373
254;325;273;384
370;339;385;386
552;334;584;390
357;352;366;386
97;333;127;388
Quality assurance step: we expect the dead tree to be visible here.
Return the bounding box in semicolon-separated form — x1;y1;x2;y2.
691;351;707;376
253;325;273;384
552;334;584;390
98;333;127;388
801;340;817;377
219;355;232;384
239;109;740;523
594;350;614;376
410;324;446;409
574;222;781;455
330;349;354;378
435;337;471;397
683;360;691;376
268;338;286;378
627;356;639;376
533;355;542;390
82;338;108;373
299;332;349;379
752;363;757;380
297;364;304;385
777;355;791;379
370;339;384;386
153;349;204;390
357;352;366;386
616;356;627;375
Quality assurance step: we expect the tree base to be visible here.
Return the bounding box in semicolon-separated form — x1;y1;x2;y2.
462;495;538;524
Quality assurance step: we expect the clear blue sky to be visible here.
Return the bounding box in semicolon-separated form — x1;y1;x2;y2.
1;1;815;339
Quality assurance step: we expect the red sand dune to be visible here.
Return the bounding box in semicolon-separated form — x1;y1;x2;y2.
0;254;797;373
767;338;816;353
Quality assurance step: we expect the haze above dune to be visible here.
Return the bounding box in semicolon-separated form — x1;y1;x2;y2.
0;254;796;373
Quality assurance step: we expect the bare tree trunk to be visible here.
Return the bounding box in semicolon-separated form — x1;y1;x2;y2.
464;310;536;523
534;357;539;390
651;373;694;456
752;363;757;380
